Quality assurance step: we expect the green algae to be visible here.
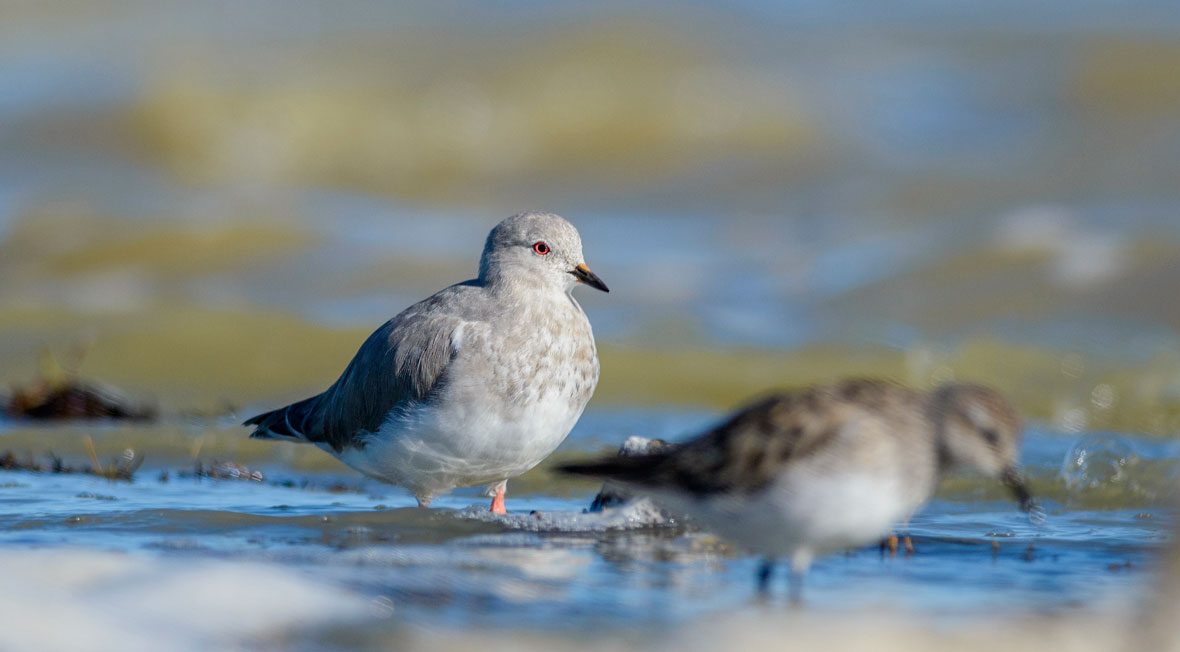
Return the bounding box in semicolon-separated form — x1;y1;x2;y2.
1;210;314;280
128;22;819;203
2;303;1179;436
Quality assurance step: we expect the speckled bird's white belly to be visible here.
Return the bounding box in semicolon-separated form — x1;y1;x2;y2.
652;467;917;559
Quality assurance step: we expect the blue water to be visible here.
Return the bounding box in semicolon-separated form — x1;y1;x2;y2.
0;409;1171;639
2;5;1179;647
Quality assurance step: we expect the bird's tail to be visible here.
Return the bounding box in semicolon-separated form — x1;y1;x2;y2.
554;453;666;484
243;395;319;444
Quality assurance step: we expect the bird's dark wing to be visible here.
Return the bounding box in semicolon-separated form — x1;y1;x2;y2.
244;285;480;452
558;379;909;496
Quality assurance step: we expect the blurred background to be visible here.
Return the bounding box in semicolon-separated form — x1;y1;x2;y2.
3;3;1180;650
3;1;1180;432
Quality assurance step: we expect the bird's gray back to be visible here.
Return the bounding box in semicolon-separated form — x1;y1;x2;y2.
248;279;598;452
254;281;490;451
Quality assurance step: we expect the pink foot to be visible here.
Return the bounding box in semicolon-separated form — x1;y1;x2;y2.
489;485;507;514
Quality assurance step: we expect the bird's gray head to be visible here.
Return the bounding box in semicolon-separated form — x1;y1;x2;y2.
478;211;609;294
930;383;1037;513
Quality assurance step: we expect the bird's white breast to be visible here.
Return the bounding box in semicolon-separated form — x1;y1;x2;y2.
650;424;933;558
341;296;598;500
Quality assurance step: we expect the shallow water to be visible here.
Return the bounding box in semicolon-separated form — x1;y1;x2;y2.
0;408;1172;649
2;4;1179;650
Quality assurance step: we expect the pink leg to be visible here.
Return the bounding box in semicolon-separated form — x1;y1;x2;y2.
489;484;507;514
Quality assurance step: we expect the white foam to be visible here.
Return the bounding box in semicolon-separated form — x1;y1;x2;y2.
456;498;678;532
0;548;371;652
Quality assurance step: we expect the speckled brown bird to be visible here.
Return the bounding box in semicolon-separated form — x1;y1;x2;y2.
558;379;1038;601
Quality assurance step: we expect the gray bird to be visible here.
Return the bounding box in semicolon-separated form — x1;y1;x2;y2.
246;212;608;513
558;379;1038;601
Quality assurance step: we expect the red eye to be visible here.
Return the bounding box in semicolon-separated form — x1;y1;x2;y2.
532;241;551;256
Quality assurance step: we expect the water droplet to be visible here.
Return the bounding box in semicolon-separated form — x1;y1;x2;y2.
371;595;396;619
1090;383;1116;411
1057;407;1088;433
1026;503;1048;526
1060;433;1137;490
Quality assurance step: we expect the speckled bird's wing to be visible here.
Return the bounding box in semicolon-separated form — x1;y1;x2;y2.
558;379;920;496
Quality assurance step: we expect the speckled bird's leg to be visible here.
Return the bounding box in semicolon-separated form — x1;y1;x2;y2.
900;512;917;555
756;559;775;596
788;549;813;607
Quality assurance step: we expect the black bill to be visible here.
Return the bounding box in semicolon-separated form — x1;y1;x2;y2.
1002;467;1045;524
571;263;610;293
